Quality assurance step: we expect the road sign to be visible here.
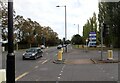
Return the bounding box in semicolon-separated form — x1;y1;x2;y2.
88;32;96;47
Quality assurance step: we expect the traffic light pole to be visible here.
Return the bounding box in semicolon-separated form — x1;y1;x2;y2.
100;23;103;60
7;0;15;83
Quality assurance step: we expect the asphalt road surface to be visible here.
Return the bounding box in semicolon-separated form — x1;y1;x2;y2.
2;45;119;82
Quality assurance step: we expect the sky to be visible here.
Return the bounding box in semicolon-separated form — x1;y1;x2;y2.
13;0;99;40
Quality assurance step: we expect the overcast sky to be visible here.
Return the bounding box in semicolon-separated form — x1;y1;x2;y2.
14;0;99;40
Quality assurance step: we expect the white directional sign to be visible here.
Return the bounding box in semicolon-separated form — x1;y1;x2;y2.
88;32;96;47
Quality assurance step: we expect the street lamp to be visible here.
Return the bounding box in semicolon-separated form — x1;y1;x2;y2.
56;5;67;52
74;24;79;34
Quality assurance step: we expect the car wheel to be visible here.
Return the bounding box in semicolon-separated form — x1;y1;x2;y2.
41;54;43;57
34;55;37;60
23;57;25;60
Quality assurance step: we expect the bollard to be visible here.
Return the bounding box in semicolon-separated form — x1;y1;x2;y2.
61;48;64;53
2;47;5;52
0;69;6;83
107;50;113;60
58;51;62;61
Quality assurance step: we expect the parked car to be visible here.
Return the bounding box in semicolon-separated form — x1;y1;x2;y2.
57;45;62;49
22;47;43;60
41;45;45;49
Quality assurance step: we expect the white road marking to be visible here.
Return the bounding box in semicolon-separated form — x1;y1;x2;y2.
41;60;48;64
111;76;114;79
35;66;39;69
15;72;29;81
57;65;66;81
58;77;61;79
59;74;62;76
38;60;42;63
35;78;40;81
62;65;66;70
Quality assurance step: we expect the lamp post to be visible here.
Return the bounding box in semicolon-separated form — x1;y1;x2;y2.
74;24;79;34
56;5;67;52
7;0;15;83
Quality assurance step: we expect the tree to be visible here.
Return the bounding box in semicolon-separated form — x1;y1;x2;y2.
83;13;99;45
71;34;83;45
98;2;120;48
0;2;60;48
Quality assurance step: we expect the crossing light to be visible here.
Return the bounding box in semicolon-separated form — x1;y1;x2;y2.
103;23;109;37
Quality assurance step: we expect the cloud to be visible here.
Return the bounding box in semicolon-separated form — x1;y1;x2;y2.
14;0;99;40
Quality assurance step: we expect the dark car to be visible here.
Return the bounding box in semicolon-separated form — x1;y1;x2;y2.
22;47;43;60
41;45;45;49
57;45;62;49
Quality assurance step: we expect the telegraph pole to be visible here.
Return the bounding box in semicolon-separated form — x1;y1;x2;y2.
56;5;67;52
64;5;67;52
7;0;15;83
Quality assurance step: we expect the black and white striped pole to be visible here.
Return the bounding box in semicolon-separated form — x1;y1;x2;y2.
7;0;15;83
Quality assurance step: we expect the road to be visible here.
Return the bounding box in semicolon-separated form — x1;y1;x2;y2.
2;45;119;82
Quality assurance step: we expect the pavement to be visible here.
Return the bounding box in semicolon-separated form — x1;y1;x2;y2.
53;46;118;81
53;46;120;65
91;59;120;64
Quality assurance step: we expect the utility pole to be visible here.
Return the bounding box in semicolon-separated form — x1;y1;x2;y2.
56;5;67;52
64;5;67;52
6;0;15;83
78;24;79;34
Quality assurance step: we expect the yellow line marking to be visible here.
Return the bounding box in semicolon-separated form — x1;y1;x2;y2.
15;72;29;81
41;60;48;64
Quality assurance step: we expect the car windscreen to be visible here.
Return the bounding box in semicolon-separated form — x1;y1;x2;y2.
26;48;37;52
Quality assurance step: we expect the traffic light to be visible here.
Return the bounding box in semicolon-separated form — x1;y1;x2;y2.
103;23;109;37
42;36;45;45
63;37;65;44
